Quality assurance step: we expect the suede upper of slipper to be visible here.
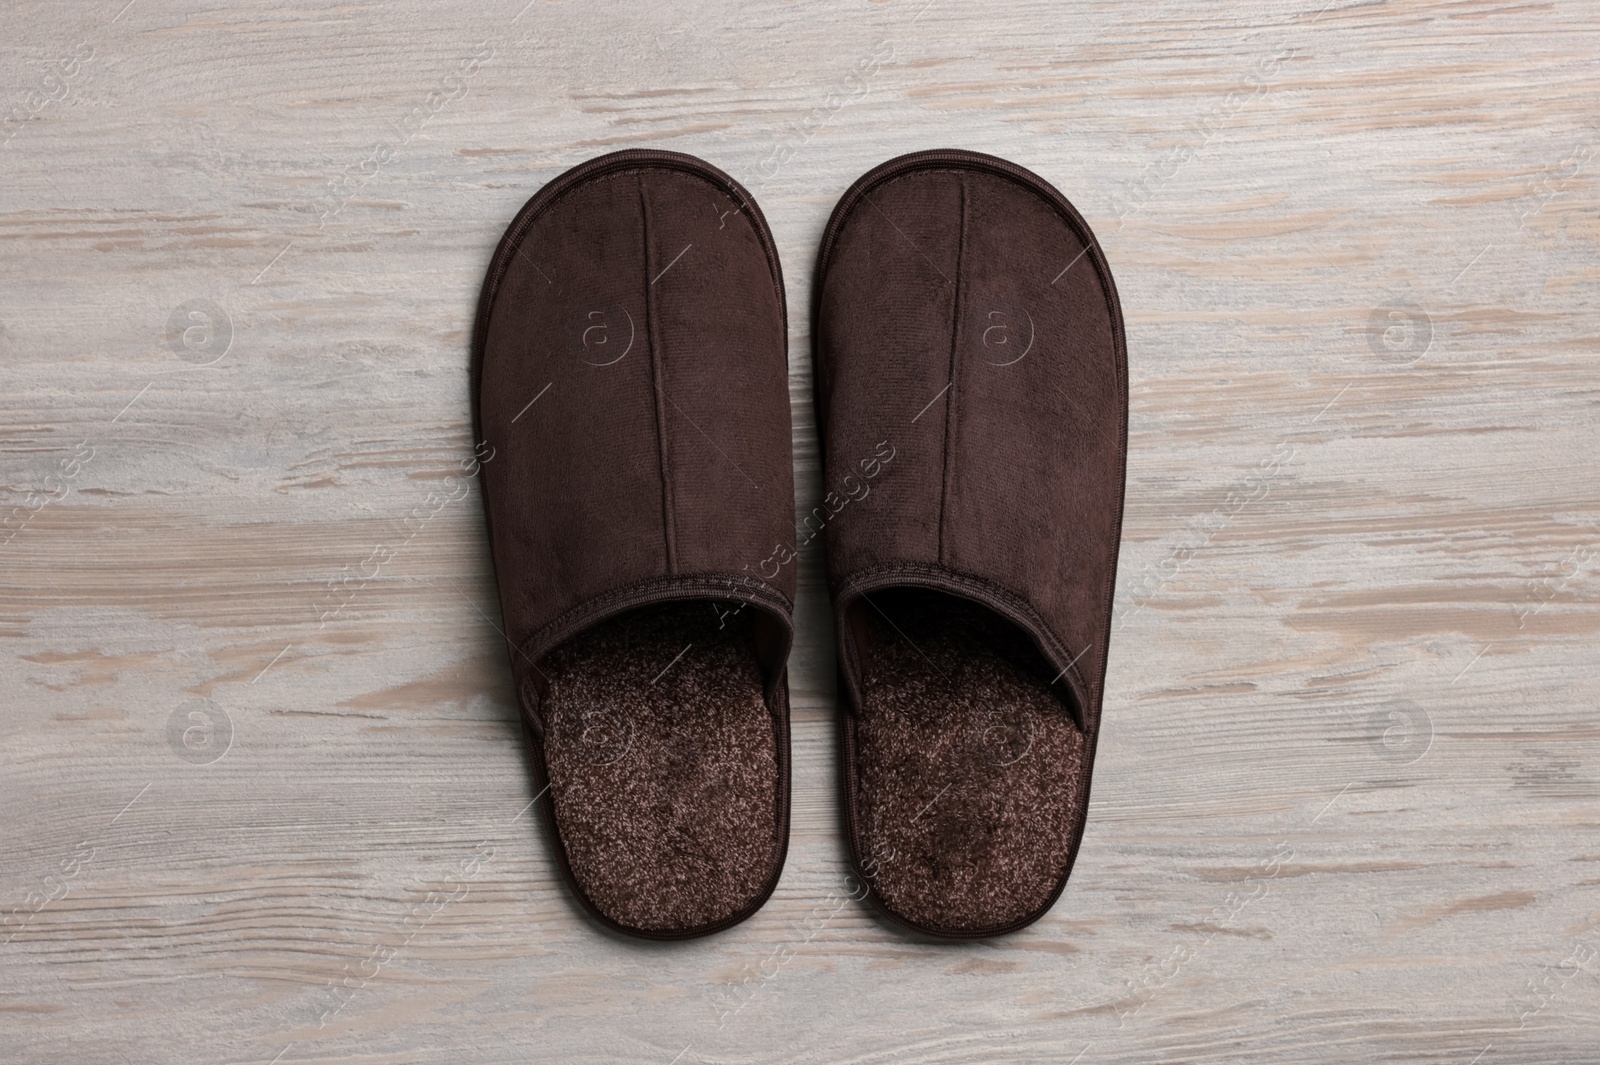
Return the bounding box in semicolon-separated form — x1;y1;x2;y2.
473;150;795;939
814;150;1127;937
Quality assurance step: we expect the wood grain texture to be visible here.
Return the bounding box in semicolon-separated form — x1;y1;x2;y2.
3;0;1598;1061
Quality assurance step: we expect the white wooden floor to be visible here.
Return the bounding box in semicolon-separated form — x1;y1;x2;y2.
3;1;1598;1061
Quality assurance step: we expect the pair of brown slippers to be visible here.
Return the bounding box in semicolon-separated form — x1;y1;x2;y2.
472;149;1126;940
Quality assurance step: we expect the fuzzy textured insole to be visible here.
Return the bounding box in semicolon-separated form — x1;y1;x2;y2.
539;600;780;933
852;588;1087;932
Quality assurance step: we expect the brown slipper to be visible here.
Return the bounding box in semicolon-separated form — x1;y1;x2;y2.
814;150;1127;937
473;150;795;939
